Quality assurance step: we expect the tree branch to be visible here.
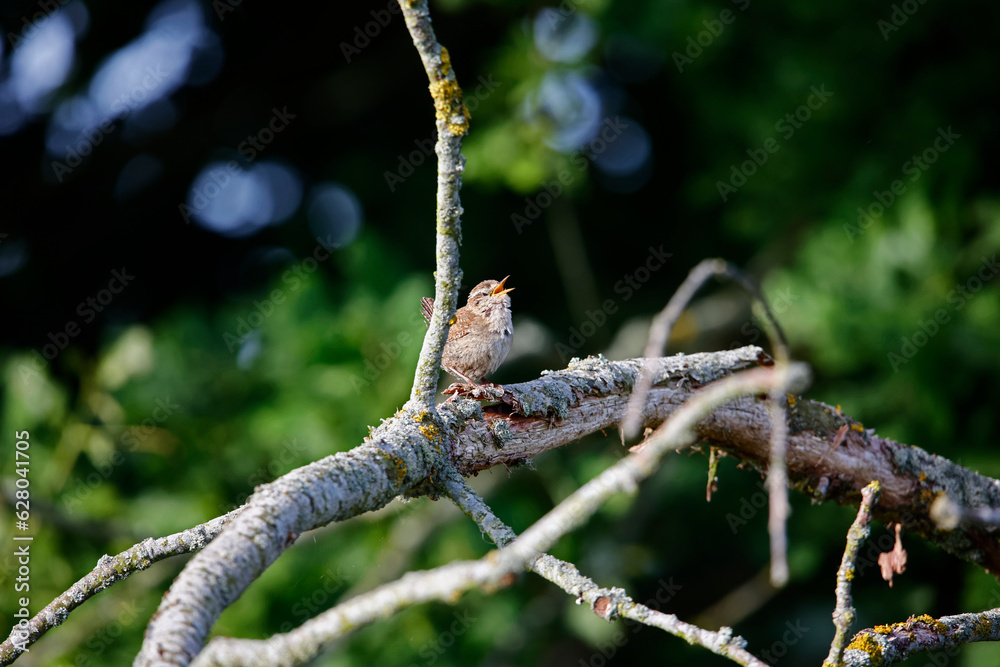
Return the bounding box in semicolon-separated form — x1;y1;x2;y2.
842;608;1000;666
188;365;795;667
442;474;770;667
400;0;469;409
824;481;881;666
0;509;242;664
443;349;1000;576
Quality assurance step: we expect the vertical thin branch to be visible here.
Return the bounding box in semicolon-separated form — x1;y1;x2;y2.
824;480;881;667
620;259;792;586
622;259;788;439
766;395;790;586
399;0;470;410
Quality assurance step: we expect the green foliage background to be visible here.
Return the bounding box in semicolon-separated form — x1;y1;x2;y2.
1;0;999;665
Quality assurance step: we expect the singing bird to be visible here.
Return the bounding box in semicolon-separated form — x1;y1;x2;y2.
420;276;514;386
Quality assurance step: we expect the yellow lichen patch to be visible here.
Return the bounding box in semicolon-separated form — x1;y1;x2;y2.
972;613;994;637
786;393;797;407
846;633;884;666
911;614;948;634
414;411;441;442
919;471;927;481
439;46;453;78
851;423;864;432
429;79;470;136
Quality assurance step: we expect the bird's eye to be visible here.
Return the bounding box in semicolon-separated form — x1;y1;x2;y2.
480;291;489;297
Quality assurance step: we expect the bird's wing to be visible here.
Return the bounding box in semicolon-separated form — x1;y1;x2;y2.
420;297;434;324
446;307;475;341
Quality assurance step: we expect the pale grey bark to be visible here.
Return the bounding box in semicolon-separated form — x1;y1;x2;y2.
401;0;468;409
187;359;801;667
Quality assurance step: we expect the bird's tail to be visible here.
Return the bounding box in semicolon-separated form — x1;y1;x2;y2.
420;297;434;325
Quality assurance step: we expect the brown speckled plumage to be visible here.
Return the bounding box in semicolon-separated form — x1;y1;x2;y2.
421;277;514;385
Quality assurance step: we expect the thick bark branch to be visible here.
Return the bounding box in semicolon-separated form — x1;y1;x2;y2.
133;415;447;666
443;349;1000;575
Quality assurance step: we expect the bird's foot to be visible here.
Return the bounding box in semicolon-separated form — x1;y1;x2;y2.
443;382;505;401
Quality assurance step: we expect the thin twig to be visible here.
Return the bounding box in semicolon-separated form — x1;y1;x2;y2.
443;474;770;667
0;509;242;664
824;480;881;667
766;392;790;586
622;259;789;440
401;0;469;410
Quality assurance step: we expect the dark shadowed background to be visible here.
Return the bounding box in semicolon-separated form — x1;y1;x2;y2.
1;0;999;664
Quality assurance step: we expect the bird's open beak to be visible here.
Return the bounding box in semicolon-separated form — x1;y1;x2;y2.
491;275;514;296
